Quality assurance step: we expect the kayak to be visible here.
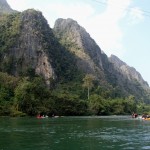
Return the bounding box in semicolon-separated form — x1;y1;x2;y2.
144;118;150;121
37;115;48;119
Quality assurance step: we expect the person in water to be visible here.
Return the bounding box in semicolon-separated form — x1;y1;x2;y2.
142;114;147;119
132;112;138;118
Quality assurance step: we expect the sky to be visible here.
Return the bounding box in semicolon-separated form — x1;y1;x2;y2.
7;0;150;85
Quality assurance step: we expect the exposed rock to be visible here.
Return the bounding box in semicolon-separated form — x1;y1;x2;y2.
53;18;150;100
0;0;15;14
2;9;56;85
20;10;55;84
54;18;105;80
109;54;149;90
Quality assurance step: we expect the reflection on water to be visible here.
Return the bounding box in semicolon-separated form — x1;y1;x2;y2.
0;116;150;150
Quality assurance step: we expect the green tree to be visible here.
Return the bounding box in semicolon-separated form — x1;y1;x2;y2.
123;95;137;114
89;94;109;115
14;77;50;116
0;72;19;116
53;92;87;115
83;74;95;99
109;98;124;115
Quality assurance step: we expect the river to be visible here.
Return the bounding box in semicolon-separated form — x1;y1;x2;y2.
0;116;150;150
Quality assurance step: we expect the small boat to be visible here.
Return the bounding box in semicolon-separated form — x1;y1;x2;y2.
36;115;48;119
139;114;150;120
144;117;150;121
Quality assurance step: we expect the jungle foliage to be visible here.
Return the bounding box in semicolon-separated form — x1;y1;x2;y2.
0;71;149;117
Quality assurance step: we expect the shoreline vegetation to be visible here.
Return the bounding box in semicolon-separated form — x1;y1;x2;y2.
1;72;150;117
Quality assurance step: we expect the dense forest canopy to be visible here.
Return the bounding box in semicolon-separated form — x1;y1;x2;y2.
0;71;150;117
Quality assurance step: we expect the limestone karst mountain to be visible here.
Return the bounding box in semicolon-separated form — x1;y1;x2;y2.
53;18;150;100
0;0;150;103
0;9;80;86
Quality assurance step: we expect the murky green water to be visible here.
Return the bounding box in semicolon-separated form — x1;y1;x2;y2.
0;116;150;150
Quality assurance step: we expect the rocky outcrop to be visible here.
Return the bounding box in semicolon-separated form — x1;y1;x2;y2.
53;18;150;100
109;55;149;90
0;0;15;14
0;9;80;86
0;9;56;85
53;18;105;80
19;10;56;85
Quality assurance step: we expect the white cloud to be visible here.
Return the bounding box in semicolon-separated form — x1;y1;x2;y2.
128;7;144;25
82;0;132;57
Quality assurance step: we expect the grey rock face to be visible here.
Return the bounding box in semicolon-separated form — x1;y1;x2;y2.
10;9;56;85
54;18;105;79
109;54;149;90
0;0;14;14
53;18;150;99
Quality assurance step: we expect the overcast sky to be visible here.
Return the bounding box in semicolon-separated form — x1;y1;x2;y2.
7;0;150;85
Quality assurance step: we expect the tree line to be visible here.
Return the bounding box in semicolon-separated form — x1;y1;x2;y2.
0;72;150;117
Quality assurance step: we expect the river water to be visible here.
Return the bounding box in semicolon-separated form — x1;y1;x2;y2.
0;116;150;150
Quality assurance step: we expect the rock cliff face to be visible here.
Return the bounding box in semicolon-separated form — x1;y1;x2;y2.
53;18;105;80
0;9;79;86
14;10;56;85
0;9;56;85
0;0;14;14
53;18;150;99
109;55;149;90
